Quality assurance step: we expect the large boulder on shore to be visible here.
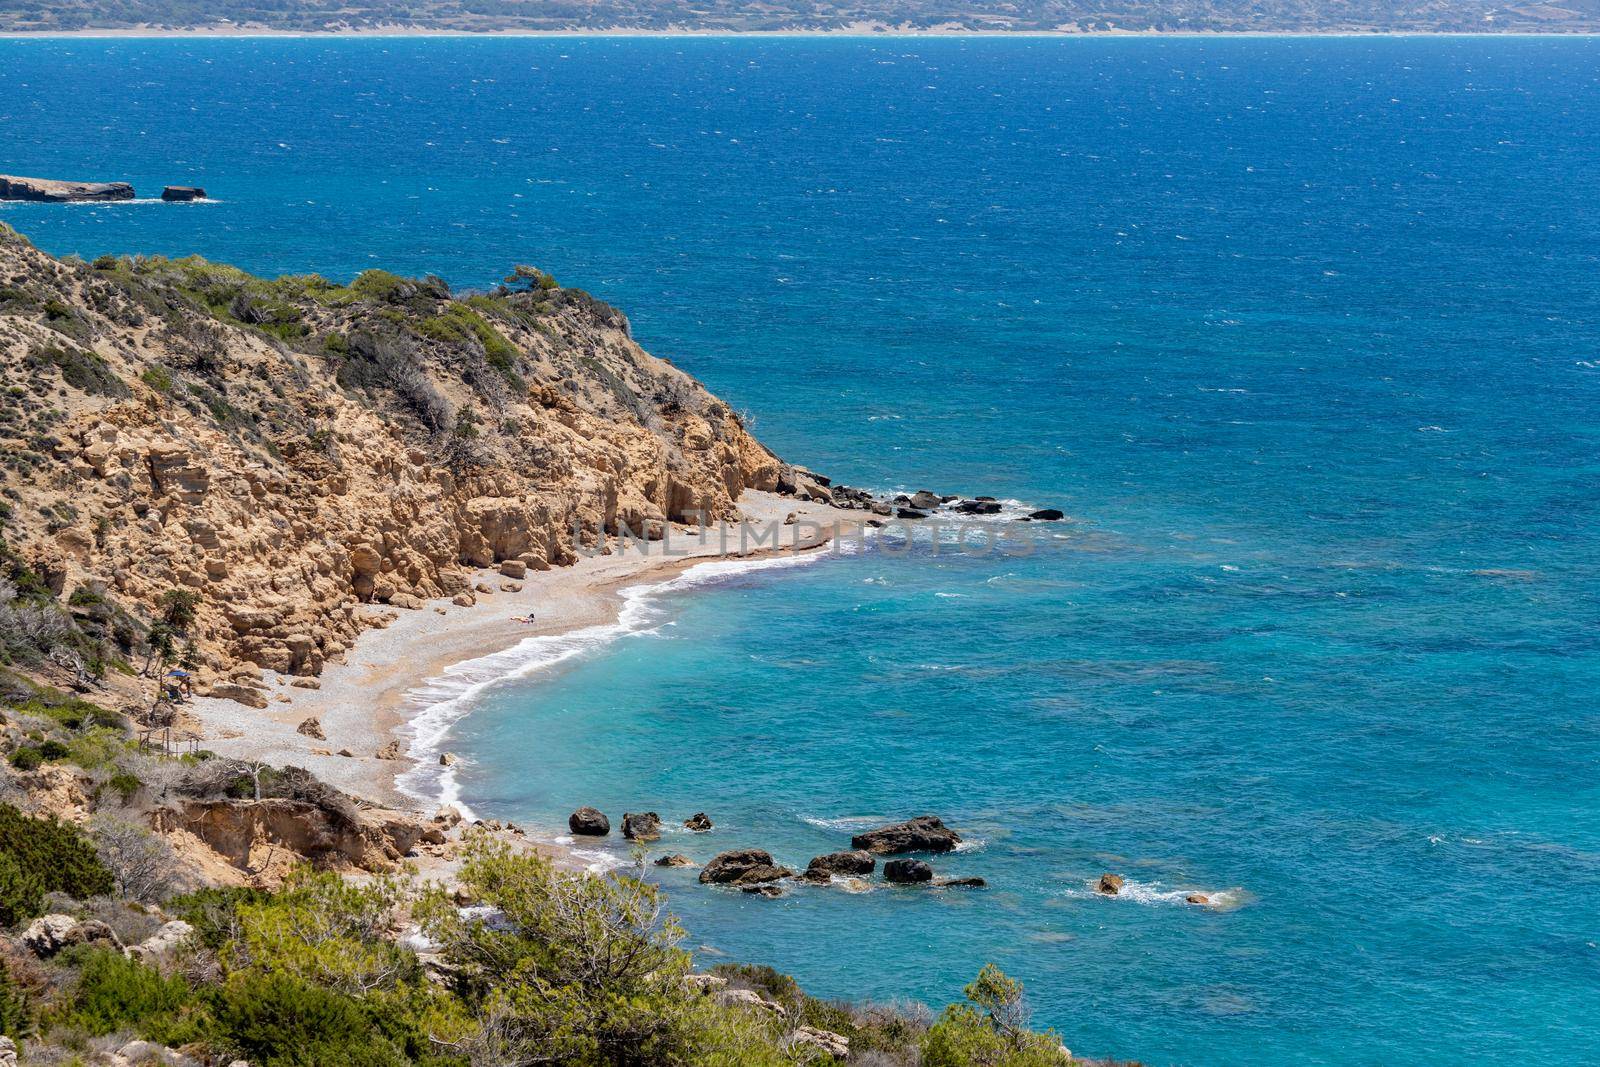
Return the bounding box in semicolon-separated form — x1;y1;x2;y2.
568;807;610;836
806;850;876;877
622;811;661;840
851;815;962;855
0;174;134;202
699;848;792;886
883;858;934;883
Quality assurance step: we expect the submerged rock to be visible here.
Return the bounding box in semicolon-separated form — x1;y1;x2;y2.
699;848;792;885
622;811;661;840
1027;508;1065;521
851;815;962;855
883;858;934;883
741;883;786;898
683;811;714;832
935;876;987;888
654;853;696;867
1097;873;1125;896
568;807;610;836
1186;893;1210;906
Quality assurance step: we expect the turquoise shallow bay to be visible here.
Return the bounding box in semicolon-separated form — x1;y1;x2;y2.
4;34;1598;1064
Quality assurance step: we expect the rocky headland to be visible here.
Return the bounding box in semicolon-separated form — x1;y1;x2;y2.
0;174;135;203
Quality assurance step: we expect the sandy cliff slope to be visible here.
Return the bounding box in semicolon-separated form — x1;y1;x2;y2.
0;225;796;699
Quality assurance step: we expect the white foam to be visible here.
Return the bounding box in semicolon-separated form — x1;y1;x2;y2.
1068;877;1250;911
800;814;894;831
394;549;830;817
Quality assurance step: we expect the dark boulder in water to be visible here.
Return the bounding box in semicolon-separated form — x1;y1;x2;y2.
852;815;962;855
935;876;987;888
884;859;934;883
161;185;207;202
683;812;713;832
806;850;876;877
896;508;928;519
622;811;661;840
699;848;792;885
955;499;1002;515
1097;873;1125;896
568;807;610;836
909;490;942;510
1027;509;1065;521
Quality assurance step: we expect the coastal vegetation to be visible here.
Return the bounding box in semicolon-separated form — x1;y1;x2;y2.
0;0;1590;34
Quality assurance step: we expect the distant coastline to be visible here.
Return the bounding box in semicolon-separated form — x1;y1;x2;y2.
4;27;1600;39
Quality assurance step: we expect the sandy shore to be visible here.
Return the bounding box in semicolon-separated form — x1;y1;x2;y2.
189;491;865;815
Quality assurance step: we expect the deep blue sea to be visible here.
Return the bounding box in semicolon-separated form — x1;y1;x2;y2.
4;35;1599;1066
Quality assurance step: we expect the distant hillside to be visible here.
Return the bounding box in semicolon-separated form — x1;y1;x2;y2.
3;0;1599;34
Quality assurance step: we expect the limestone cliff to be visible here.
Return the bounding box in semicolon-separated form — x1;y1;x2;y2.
0;226;785;691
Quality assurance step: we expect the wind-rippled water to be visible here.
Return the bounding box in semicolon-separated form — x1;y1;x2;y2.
4;34;1598;1065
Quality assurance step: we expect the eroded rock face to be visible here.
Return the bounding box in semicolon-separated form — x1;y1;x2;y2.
162;798;425;877
851;815;962;855
699;848;792;886
568;807;610;836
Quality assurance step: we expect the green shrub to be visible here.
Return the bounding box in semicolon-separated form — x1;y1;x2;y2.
169;884;271;950
7;749;40;772
0;852;44;927
51;949;201;1045
36;740;69;762
0;804;115;902
921;965;1066;1067
214;971;407;1067
140;364;173;393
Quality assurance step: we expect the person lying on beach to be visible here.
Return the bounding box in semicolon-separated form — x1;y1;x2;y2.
513;614;537;624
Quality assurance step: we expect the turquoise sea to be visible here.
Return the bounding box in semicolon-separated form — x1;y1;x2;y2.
4;35;1598;1065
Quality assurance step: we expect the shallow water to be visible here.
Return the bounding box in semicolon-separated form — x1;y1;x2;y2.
4;34;1598;1065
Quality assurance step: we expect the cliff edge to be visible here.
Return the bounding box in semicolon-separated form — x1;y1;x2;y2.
0;226;786;697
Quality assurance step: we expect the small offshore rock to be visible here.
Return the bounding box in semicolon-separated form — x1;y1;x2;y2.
807;850;875;877
654;853;696;868
161;185;206;201
884;858;935;883
1186;893;1210;906
852;815;962;855
568;807;610;836
956;499;1003;515
683;811;713;832
909;490;943;510
1097;873;1125;896
1027;508;1065;521
622;811;662;840
935;876;987;888
439;752;459;767
699;848;792;885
